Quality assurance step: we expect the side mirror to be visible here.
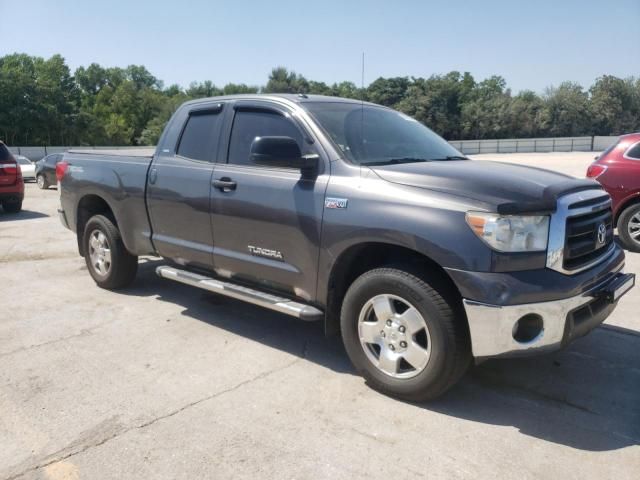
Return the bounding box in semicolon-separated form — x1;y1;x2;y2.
250;136;319;175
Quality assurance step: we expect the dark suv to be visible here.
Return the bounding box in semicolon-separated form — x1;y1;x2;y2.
36;153;63;189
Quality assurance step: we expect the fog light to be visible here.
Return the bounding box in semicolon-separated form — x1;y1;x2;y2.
512;314;543;343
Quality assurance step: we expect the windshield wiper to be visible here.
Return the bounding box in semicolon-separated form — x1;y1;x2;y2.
362;157;431;166
428;155;469;161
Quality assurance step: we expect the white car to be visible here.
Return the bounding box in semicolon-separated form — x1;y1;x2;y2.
16;155;35;181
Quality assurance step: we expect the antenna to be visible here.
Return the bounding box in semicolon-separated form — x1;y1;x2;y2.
361;52;365;156
361;52;365;93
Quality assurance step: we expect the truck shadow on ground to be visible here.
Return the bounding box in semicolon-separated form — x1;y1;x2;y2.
126;259;639;453
0;209;49;221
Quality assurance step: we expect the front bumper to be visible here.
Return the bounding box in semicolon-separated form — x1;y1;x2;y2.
464;271;634;359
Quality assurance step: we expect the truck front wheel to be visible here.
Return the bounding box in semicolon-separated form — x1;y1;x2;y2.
340;267;471;401
83;214;138;289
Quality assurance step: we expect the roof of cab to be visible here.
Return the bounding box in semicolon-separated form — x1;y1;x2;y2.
181;93;380;108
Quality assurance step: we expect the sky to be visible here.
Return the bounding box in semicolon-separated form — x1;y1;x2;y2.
1;0;638;93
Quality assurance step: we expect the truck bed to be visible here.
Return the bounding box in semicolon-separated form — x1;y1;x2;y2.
60;149;156;256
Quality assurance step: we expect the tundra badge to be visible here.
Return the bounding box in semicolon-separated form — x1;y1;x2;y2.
248;245;284;261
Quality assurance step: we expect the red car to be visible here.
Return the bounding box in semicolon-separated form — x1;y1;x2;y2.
587;132;640;251
0;141;24;213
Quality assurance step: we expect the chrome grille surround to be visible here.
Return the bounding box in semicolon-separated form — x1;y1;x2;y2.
547;189;615;275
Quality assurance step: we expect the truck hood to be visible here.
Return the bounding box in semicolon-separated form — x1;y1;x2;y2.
369;160;602;214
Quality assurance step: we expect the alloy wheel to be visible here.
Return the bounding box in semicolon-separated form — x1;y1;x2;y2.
358;294;432;379
88;229;112;276
628;212;640;245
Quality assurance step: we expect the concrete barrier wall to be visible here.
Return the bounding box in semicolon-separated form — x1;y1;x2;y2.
9;136;623;161
448;136;620;155
593;136;620;151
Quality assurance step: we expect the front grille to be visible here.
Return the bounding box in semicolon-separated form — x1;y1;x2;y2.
567;194;610;210
563;204;613;271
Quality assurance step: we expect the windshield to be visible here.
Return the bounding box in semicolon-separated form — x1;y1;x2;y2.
304;102;466;165
17;157;31;165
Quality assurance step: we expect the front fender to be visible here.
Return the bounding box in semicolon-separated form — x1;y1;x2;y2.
316;172;492;305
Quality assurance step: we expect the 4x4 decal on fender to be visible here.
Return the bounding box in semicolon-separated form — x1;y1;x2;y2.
325;197;348;209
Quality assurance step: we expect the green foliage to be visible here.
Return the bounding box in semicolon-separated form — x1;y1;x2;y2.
263;66;309;94
540;82;591;137
0;54;638;146
589;75;640;135
398;72;476;139
0;53;78;145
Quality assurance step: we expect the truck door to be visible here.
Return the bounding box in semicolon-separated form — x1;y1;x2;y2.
209;100;329;302
146;102;224;269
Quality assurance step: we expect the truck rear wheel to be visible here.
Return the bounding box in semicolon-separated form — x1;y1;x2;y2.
340;267;470;401
83;214;138;289
617;204;640;252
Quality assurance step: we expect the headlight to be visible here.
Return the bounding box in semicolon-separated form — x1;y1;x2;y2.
466;212;550;252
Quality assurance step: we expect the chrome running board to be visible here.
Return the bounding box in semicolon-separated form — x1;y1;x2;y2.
156;266;323;322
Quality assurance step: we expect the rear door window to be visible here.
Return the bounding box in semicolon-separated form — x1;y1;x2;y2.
625;142;640;160
176;110;223;162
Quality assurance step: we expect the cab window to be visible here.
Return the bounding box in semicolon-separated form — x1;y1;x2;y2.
176;111;223;162
227;110;303;167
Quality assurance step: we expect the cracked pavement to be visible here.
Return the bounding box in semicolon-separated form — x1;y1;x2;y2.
1;152;639;479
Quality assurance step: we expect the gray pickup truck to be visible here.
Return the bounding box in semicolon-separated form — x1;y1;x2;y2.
58;94;634;400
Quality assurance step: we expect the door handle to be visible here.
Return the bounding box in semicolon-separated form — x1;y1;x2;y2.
212;177;237;192
148;167;158;185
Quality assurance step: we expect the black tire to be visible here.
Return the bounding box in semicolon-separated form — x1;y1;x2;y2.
2;200;22;213
36;174;48;189
340;267;471;402
617;204;640;252
83;214;138;289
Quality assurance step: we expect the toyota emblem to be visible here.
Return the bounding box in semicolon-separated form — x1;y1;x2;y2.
597;223;607;245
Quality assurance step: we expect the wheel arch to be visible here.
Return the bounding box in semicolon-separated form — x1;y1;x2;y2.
615;193;640;225
76;194;117;256
323;242;465;336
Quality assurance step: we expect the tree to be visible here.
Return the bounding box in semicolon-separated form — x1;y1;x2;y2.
263;67;309;93
500;90;544;138
540;82;591;137
1;53;637;147
0;53;79;145
460;76;512;139
186;80;222;98
366;77;410;108
222;83;259;95
330;81;362;99
0;53;38;144
590;76;640;135
397;72;475;139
